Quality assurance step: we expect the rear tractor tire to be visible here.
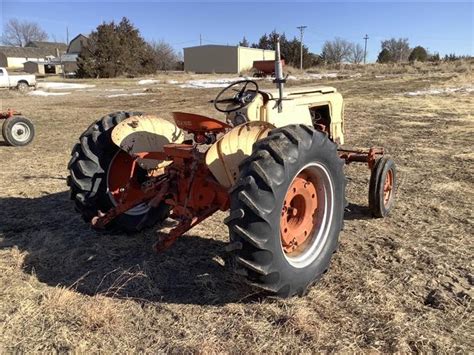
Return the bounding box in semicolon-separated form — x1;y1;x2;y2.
67;111;169;233
226;125;346;297
2;116;35;146
369;156;397;217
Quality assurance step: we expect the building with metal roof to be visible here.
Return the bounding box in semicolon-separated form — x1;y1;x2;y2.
0;41;67;69
184;45;275;74
25;41;68;54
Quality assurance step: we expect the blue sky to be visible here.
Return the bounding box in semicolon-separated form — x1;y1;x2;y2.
1;1;473;62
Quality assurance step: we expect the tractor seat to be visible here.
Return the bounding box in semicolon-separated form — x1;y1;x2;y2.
172;112;231;133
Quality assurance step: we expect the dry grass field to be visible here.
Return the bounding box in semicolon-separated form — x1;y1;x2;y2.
0;65;472;352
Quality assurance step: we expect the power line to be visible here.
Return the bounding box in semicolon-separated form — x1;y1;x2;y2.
170;39;197;46
297;25;307;70
363;34;369;64
202;38;225;45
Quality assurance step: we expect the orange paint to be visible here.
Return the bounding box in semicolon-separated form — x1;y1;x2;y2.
280;172;319;254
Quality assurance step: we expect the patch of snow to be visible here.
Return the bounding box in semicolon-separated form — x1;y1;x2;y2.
375;75;386;78
306;73;339;80
350;73;362;78
38;82;95;90
29;90;71;96
405;86;474;96
166;80;179;84
105;92;149;98
104;88;125;92
179;77;251;89
138;79;160;85
286;75;298;81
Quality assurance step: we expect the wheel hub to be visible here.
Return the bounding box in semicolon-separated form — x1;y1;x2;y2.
11;122;30;142
280;173;318;254
383;169;393;205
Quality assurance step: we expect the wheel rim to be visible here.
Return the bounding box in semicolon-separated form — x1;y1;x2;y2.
11;122;31;143
280;163;334;268
383;169;394;206
107;150;150;216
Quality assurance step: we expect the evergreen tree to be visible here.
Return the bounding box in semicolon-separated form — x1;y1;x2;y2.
429;52;440;62
409;46;428;62
239;36;249;47
77;17;156;78
377;48;392;63
250;30;315;68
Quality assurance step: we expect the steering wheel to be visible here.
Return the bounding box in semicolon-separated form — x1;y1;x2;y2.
214;80;259;113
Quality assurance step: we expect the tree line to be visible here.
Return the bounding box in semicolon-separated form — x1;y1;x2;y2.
1;17;471;78
239;32;366;67
240;31;465;66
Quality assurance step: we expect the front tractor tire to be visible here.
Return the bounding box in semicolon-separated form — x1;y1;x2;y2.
67;111;169;233
369;156;397;218
226;125;346;297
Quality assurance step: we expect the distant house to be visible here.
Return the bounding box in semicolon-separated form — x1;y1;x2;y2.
22;35;88;75
0;46;53;69
58;34;89;74
0;41;66;69
67;34;88;54
25;41;68;57
184;45;276;74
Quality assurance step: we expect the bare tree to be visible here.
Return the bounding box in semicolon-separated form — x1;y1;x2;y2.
149;40;179;71
49;33;65;43
380;38;411;62
1;18;48;47
321;37;352;64
349;43;365;64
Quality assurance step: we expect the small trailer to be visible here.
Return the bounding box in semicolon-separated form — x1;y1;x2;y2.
253;59;285;77
1;109;35;146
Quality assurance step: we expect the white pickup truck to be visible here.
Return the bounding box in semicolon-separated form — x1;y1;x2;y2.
0;67;36;92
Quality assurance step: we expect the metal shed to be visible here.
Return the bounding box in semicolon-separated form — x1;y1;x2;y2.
24;61;63;75
184;45;275;74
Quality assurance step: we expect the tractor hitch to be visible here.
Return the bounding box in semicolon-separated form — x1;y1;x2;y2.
338;147;384;170
91;140;230;251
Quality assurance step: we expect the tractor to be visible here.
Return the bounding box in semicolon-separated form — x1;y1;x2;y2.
67;39;396;297
1;109;35;146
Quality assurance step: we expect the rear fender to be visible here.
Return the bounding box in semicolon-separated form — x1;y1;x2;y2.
111;115;184;169
206;121;274;188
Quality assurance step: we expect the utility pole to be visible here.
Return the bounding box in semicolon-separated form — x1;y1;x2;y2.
297;25;307;70
199;34;202;46
66;26;69;44
363;34;369;64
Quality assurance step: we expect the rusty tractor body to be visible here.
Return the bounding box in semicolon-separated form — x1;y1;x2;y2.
68;40;396;297
1;109;35;146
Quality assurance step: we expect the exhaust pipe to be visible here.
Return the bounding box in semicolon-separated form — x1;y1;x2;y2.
274;36;285;112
